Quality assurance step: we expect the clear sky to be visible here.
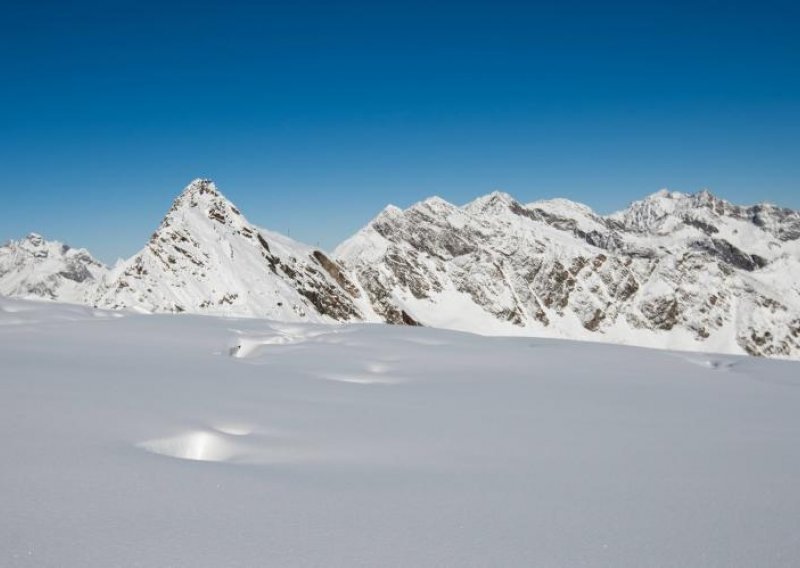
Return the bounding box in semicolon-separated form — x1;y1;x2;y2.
2;0;798;262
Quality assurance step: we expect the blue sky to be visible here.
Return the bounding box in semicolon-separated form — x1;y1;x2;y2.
2;0;798;262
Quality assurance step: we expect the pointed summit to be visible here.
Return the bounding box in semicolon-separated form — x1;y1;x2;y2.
412;195;457;212
691;188;723;207
167;179;224;212
97;179;366;322
374;204;403;222
694;188;714;199
179;178;219;198
464;190;516;214
160;178;244;232
486;189;515;201
25;233;45;246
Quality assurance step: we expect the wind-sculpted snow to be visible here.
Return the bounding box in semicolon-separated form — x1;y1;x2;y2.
336;189;800;358
1;297;800;566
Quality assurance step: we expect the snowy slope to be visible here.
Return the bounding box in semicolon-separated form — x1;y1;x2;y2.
95;179;370;322
0;233;106;303
336;189;800;358
1;296;799;567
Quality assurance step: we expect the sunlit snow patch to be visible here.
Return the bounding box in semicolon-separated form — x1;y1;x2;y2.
137;427;318;465
138;430;243;462
314;371;404;385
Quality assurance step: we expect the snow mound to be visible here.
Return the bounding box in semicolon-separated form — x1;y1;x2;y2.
138;427;316;465
138;430;245;463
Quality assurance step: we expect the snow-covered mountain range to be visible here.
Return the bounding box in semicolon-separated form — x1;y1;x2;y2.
2;179;798;358
0;232;106;304
336;189;800;358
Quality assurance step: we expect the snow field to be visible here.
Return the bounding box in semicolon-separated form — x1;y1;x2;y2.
1;297;799;567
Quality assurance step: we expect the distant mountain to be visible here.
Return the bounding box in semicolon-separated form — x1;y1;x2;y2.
335;189;800;358
0;233;106;304
2;179;798;358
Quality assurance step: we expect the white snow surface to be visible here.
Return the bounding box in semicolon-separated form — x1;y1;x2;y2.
2;296;799;567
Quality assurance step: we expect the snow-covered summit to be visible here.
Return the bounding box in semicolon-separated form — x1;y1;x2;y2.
609;188;800;242
95;179;369;321
0;233;106;304
177;177;220;198
464;190;516;215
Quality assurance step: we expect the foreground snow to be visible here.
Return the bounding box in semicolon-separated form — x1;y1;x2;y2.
1;297;799;567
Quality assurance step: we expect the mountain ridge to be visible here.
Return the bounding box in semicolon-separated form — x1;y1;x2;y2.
2;179;798;359
336;186;800;358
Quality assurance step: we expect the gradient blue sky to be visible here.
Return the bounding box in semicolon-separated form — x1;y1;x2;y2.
2;0;798;262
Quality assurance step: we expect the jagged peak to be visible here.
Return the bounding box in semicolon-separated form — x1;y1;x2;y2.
407;195;457;213
159;178;248;233
464;190;516;214
372;204;403;221
167;179;231;213
486;189;515;201
422;195;454;208
689;188;731;209
25;233;45;246
694;188;714;199
611;188;737;220
3;232;61;251
179;178;219;199
610;189;682;218
1;232;104;269
382;203;403;215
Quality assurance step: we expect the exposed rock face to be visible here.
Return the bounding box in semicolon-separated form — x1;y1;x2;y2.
94;179;365;322
0;233;107;303
336;189;800;359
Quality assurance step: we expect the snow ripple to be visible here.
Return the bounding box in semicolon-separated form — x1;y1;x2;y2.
137;427;312;464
